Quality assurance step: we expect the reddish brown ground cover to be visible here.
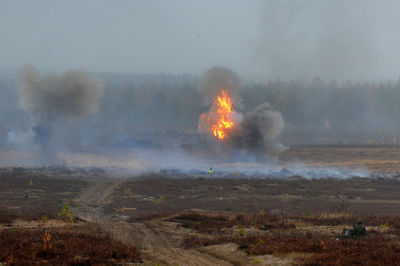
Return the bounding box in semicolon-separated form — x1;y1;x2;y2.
108;176;400;220
0;167;88;219
0;228;142;264
303;214;400;228
185;232;400;265
176;211;400;265
169;211;295;233
4;164;400;265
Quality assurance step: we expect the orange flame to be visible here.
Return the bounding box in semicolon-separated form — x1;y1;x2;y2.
199;90;235;140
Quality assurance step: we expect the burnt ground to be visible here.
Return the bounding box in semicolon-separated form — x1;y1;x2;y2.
3;145;400;265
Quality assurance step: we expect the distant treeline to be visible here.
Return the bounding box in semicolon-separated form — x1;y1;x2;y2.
101;74;400;129
1;72;400;145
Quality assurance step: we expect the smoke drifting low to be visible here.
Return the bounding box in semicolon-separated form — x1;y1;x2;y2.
14;65;105;158
197;67;285;158
231;102;285;155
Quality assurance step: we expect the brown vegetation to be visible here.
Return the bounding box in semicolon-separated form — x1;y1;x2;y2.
0;167;88;219
304;214;400;229
0;228;141;264
4;158;400;265
180;211;400;265
0;210;17;225
107;175;400;222
169;211;295;233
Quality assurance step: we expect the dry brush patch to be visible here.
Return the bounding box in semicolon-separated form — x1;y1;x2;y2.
108;176;400;221
185;231;400;265
0;169;88;220
0;210;17;225
177;211;400;265
168;211;295;233
0;204;81;226
0;228;142;264
306;237;400;266
302;213;400;231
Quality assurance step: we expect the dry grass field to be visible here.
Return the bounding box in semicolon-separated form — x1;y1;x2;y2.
280;145;400;173
2;145;400;265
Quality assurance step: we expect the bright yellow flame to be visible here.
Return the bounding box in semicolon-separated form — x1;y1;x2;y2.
199;90;235;140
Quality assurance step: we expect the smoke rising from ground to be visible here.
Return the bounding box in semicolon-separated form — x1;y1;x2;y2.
196;67;240;105
197;67;285;157
17;65;105;122
231;102;285;155
0;68;387;178
13;66;105;159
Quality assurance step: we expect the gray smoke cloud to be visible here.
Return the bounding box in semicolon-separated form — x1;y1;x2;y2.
196;66;240;104
17;65;105;122
231;102;285;155
197;67;285;157
15;65;105;153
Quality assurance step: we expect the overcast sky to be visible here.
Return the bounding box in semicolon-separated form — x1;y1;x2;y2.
1;0;400;81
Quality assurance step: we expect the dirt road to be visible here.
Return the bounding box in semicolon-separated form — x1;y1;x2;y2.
72;179;253;266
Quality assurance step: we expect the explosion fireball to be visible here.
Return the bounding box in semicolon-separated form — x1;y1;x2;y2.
198;89;236;140
197;67;285;157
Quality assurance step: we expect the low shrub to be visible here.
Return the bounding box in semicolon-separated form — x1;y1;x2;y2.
0;229;142;264
0;210;17;224
169;211;295;233
185;231;400;265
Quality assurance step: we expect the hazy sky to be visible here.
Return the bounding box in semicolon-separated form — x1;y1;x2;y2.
1;0;400;81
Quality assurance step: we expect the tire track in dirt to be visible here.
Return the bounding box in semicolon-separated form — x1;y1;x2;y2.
73;179;121;223
142;247;235;266
72;179;249;265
